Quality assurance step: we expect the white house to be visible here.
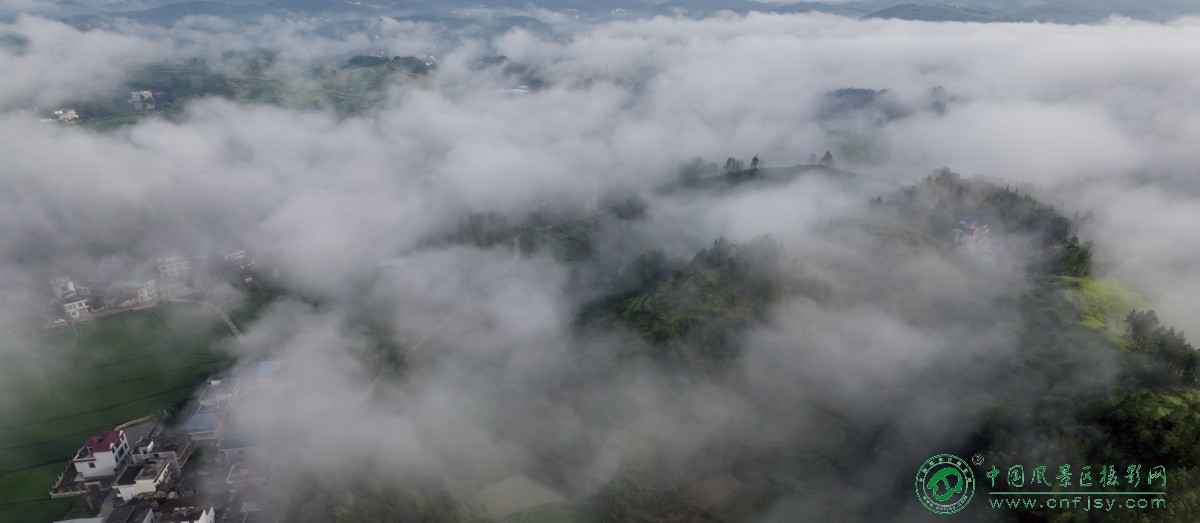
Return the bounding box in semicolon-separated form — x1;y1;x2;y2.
52;109;79;123
72;430;129;479
129;91;155;111
63;298;90;320
115;459;175;501
137;280;158;303
130;434;192;470
156;502;216;523
157;257;193;278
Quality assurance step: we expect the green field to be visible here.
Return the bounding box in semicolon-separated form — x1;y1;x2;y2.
0;304;235;522
80;114;144;131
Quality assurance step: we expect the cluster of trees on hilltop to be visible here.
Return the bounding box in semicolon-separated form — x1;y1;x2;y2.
885;168;1091;276
401;165;1200;521
1126;309;1199;384
577;235;833;366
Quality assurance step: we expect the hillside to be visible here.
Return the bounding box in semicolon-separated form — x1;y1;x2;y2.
863;4;995;22
344;167;1200;521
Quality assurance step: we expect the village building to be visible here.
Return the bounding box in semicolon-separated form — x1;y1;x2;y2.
51;277;90;300
137;280;159;303
114;459;176;501
102;504;154;523
199;380;239;409
222;249;253;269
157;257;193;279
216;436;260;464
64;297;92;320
156;499;216;523
129;91;156;111
130;434;193;470
111;279;159;308
181;411;223;441
73;431;130;479
53;109;80;123
225;459;269;493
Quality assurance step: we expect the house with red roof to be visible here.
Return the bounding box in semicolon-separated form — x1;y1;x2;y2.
72;430;131;479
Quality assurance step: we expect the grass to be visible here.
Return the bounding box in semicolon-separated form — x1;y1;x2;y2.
0;304;234;522
80;114;143;131
1054;276;1145;341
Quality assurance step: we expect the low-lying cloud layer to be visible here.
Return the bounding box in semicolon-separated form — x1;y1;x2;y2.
2;10;1199;521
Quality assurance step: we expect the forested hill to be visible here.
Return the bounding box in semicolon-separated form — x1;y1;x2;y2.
338;167;1200;522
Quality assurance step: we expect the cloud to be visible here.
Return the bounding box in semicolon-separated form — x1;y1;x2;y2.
1;10;1199;521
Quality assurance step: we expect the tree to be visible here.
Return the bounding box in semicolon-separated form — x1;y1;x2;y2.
724;157;744;175
820;150;835;166
1050;236;1091;277
750;155;760;173
1126;310;1160;352
808;152;817;164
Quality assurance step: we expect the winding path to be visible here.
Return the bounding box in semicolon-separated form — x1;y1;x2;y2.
162;298;243;340
362;236;522;399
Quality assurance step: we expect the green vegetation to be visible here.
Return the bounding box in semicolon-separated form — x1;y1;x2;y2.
70;55;436;130
1059;277;1144;333
452;211;605;264
0;305;233;522
221;166;1200;521
79;114;144;131
579;236;814;365
1125;309;1199;384
881;171;1200;521
578;168;1200;520
346;55;435;76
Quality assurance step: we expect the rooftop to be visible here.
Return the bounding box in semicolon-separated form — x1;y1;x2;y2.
199;382;238;405
75;431;122;461
142;460;166;480
115;464;144;486
226;459;269;483
157;503;214;523
116;459;169;486
182;412;221;433
134;434;188;454
103;505;152;523
218;436;259;451
158;497;213;512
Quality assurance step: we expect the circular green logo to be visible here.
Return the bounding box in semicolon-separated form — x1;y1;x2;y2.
916;454;975;515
